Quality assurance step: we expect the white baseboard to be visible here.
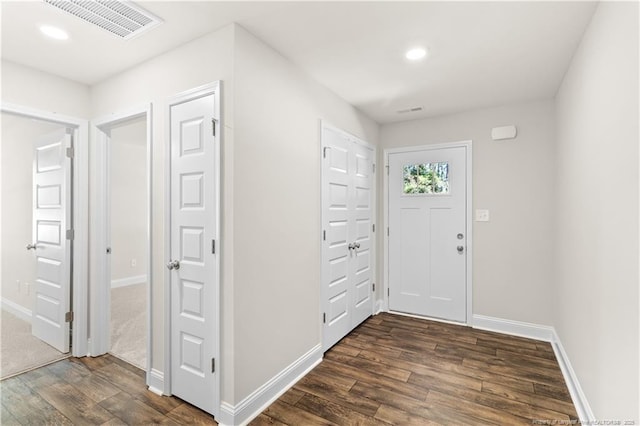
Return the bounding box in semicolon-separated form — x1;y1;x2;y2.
1;298;32;323
472;314;554;342
217;344;322;426
551;330;595;423
471;314;593;424
147;368;164;396
111;274;147;288
374;299;385;315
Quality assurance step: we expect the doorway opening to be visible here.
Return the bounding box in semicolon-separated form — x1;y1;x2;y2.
91;107;151;377
1;111;84;378
107;115;148;369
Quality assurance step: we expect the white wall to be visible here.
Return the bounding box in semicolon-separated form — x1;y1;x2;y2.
554;2;639;420
1;60;90;118
231;25;379;404
90;24;235;376
380;100;556;325
0;114;67;312
109;118;147;282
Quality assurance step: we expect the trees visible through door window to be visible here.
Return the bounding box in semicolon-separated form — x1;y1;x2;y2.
403;162;449;194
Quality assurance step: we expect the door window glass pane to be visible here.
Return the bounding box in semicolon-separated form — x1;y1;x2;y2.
403;162;449;194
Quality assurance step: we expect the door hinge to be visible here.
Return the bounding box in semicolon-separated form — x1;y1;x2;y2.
212;239;216;254
372;283;375;292
386;165;389;175
323;230;326;241
323;312;326;324
65;311;74;322
372;224;375;232
388;288;390;297
387;227;389;236
66;147;74;159
211;118;217;137
323;147;328;159
66;229;75;240
211;358;215;373
373;163;376;173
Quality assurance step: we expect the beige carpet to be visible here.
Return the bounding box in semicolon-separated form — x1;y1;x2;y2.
0;309;68;379
110;283;147;370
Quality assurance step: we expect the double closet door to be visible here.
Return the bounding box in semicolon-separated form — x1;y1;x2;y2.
321;123;375;351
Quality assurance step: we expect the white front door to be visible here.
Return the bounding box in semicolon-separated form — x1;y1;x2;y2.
169;92;218;415
388;145;468;322
321;124;375;351
31;129;72;353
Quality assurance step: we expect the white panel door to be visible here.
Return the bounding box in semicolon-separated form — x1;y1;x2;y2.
350;143;374;327
169;93;217;415
321;124;374;351
31;129;72;353
388;146;467;322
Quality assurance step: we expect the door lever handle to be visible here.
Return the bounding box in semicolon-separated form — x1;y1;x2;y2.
166;260;180;270
26;243;37;250
457;245;464;253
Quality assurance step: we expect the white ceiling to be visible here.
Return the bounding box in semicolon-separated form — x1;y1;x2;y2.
1;1;597;123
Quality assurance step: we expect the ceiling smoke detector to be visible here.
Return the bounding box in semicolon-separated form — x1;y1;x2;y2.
43;0;163;40
397;106;423;114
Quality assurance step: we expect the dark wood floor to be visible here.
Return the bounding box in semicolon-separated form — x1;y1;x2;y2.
1;313;578;425
252;312;578;425
1;354;216;425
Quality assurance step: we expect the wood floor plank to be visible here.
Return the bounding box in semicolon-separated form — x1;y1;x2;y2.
323;350;412;382
482;381;578;419
294;377;381;418
394;349;536;393
374;404;441;426
426;389;531;425
533;382;574;402
165;403;217;425
294;392;388;426
350;380;486;426
36;381;115;424
3;314;577;426
99;391;168;425
0;403;21;426
1;376;74;425
278;387;306;406
320;358;431;401
250;413;288;426
261;400;336;426
462;358;567;387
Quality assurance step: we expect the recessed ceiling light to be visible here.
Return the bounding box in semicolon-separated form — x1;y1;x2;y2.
39;25;69;41
405;47;427;61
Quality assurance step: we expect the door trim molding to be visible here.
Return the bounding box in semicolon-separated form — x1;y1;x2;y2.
383;140;473;324
1;102;89;357
90;104;152;383
164;82;221;414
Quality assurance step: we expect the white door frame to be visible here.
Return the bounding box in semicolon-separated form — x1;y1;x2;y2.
164;82;221;413
1;101;90;357
90;104;152;379
320;121;377;350
383;141;473;324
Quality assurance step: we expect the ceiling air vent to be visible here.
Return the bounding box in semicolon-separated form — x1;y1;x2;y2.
397;106;423;114
43;0;163;40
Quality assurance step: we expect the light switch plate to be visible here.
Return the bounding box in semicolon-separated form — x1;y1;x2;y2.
475;209;490;222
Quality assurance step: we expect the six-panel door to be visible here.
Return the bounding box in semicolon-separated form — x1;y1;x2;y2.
170;94;217;414
31;129;72;353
